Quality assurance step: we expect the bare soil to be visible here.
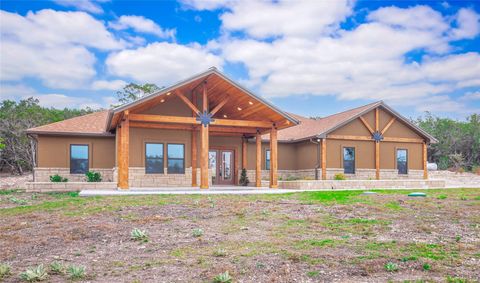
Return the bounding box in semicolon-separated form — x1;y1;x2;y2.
0;188;479;282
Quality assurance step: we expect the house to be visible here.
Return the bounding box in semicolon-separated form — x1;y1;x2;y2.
26;68;437;190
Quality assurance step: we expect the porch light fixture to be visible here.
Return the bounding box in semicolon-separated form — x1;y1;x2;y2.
237;107;242;111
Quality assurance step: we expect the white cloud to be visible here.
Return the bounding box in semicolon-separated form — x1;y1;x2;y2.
54;0;107;14
460;91;480;101
179;0;232;10
220;0;354;39
91;79;127;91
109;15;176;39
450;8;480;40
0;83;115;109
0;9;125;89
106;42;223;85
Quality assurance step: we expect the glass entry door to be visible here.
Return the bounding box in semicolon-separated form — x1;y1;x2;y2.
208;149;235;185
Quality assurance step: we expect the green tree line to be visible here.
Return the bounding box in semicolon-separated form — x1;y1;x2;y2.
0;95;479;175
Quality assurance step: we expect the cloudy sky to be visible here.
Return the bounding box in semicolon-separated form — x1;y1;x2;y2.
1;0;479;119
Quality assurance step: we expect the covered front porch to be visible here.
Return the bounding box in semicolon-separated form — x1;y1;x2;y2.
109;68;298;190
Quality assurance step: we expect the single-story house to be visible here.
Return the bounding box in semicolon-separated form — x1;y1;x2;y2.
26;68;437;189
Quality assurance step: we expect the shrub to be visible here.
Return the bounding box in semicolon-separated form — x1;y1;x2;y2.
239;168;249;186
422;263;431;271
49;261;64;274
334;173;346;180
384;262;398;272
20;264;48;282
49;174;68;182
213;248;227;257
85;171;102;182
66;265;85;280
9;197;28;205
212;271;232;283
131;228;148;242
285;175;300;181
192;228;204;237
0;263;11;278
473;165;480;175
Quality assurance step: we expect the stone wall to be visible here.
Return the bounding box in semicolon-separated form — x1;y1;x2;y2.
33;167;115;182
26;182;117;192
244;168;424;183
128;167;211;187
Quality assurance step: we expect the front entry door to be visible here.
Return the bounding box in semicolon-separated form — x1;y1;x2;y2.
208;149;234;185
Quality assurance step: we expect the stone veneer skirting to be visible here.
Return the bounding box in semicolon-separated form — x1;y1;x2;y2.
127;167;211;187
26;182;117;192
243;168;424;183
34;167;115;182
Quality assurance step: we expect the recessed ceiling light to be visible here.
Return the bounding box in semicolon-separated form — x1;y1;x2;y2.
160;99;165;103
248;101;253;105
166;92;171;96
223;114;228;118
237;107;242;111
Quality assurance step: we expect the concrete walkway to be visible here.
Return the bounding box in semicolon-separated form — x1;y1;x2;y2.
79;187;306;196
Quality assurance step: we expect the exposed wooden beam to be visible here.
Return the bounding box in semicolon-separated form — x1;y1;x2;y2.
256;132;262;187
327;135;373;141
383;137;424;143
130;122;193;130
375;108;379;131
359;116;374;134
242;138;248;169
130;114;198;124
210;97;229;116
321;138;327;180
381;117;396;135
118;110;129;189
423;142;428;179
269;127;278;188
210;126;258;134
200;85;209;189
175;91;201;115
212;118;272;128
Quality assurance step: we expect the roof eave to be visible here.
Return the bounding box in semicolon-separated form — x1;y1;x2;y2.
24;130;115;137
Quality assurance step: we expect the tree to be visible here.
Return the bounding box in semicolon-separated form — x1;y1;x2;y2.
114;83;162;106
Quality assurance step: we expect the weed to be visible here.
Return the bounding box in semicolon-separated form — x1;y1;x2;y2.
192;228;204;237
446;276;468;283
401;256;418;262
0;263;11;278
208;197;215;208
261;209;269;216
49;261;64;274
385;201;403;210
334;173;346;180
0;189;19;195
384;262;398;272
455;235;461;242
213;248;227;257
422;263;431;271
437;195;447;199
212;271;232;283
9;197;28;205
460;196;468;200
306;271;319;277
20;264;48;282
67;265;85;280
131;228;149;242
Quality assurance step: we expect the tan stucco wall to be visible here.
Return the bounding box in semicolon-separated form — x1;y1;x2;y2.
380;142;423;170
37;135;115;168
326;139;375;169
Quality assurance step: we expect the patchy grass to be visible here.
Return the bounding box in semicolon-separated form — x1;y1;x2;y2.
0;188;478;282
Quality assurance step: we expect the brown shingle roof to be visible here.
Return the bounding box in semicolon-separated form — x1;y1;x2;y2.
26;110;111;136
264;101;380;142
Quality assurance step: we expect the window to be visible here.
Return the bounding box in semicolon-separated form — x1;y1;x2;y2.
397;149;408;174
265;149;271;170
168;144;185;174
145;143;164;174
70;144;88;174
343;147;355;174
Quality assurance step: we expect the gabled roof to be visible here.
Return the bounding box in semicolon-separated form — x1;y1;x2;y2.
107;67;299;130
26;110;113;136
263;101;437;143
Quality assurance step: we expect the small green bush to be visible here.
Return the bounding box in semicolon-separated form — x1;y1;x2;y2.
49;174;68;182
384;262;398;272
66;265;85;280
49;261;64;274
20;264;48;282
192;228;204;237
422;263;431;271
131;228;148;242
239;168;249;186
437;195;447;199
212;271;232;283
334;173;346;180
0;263;11;278
85;171;102;182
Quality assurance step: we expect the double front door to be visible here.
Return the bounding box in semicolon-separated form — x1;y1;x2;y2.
208;149;234;185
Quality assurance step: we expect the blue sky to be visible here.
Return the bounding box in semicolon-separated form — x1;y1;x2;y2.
1;0;479;120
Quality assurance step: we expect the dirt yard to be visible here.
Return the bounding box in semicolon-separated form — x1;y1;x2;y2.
0;188;479;282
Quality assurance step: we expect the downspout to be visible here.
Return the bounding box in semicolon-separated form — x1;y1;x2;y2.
309;138;321;180
26;133;38;182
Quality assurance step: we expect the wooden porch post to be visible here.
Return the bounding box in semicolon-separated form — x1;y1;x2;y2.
256;131;262;187
242;138;248;169
200;85;209;189
321;138;327;180
269;126;278;188
375;108;380;180
423;142;428;179
191;91;198;187
118;110;129;189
